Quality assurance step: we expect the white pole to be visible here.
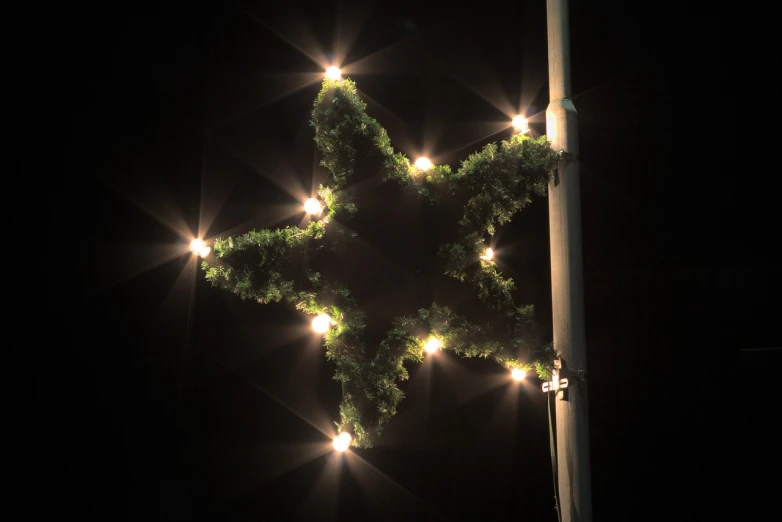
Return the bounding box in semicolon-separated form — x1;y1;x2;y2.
545;0;592;521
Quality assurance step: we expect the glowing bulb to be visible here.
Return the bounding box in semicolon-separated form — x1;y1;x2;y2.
304;198;323;215
190;238;211;257
424;337;442;354
511;368;527;381
414;157;433;171
190;238;205;253
325;66;342;81
480;247;494;261
333;431;352;452
512;115;529;133
312;313;332;334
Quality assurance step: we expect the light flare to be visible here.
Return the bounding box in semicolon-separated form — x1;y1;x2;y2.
414;157;433;171
189;238;211;257
333;432;352;452
325;66;342;81
304;198;323;215
424;337;442;354
312;313;332;334
512;114;530;133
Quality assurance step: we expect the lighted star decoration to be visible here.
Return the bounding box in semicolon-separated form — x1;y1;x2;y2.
84;12;609;502
200;73;559;449
85;27;553;460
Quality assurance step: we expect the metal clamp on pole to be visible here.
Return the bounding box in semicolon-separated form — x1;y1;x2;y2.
557;150;578;161
545;357;586;400
542;376;569;393
558;367;587;381
553;356;586;380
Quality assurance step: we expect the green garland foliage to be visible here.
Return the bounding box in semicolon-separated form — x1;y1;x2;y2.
202;78;560;448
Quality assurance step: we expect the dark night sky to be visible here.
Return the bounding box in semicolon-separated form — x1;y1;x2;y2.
35;0;778;520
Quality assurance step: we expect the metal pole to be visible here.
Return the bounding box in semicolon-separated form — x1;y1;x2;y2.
545;0;592;521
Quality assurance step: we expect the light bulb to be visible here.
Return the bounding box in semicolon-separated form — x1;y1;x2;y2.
424;337;442;354
312;313;332;334
480;247;494;261
190;238;205;253
333;432;351;452
304;198;323;215
414;157;433;171
512;115;529;133
325;66;342;81
190;238;210;257
511;368;526;381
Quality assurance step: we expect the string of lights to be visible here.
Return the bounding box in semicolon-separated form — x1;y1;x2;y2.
192;65;560;450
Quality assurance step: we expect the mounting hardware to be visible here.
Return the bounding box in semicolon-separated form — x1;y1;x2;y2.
545;357;586;399
542;377;569;393
553;357;586;381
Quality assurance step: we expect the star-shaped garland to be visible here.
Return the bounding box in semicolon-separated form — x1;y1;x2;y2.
201;77;560;448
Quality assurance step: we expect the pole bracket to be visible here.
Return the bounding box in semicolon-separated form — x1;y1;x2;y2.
553;357;586;380
557;150;578;161
542;357;586;399
542;377;569;393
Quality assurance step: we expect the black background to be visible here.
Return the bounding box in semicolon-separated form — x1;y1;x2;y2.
34;0;777;520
